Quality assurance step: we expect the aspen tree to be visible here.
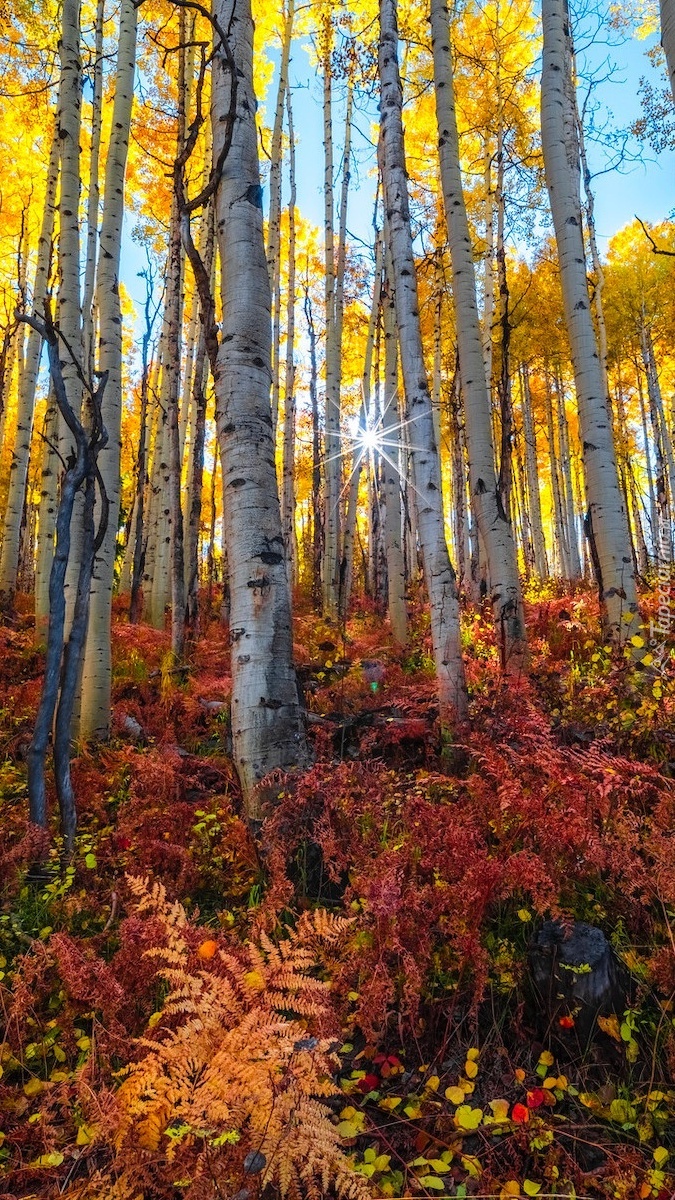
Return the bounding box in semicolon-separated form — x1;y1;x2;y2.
381;251;407;647
79;0;137;740
82;0;104;378
519;364;548;579
341;234;382;620
554;370;582;578
35;391;59;635
661;0;675;103
541;0;639;637
281;88;298;588
212;0;309;818
57;0;84;634
430;0;525;661
267;0;295;438
379;0;467;721
0;122;59;605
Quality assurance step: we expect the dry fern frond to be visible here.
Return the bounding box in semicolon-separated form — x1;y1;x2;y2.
86;878;365;1200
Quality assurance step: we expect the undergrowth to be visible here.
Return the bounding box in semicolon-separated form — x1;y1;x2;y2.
0;584;674;1199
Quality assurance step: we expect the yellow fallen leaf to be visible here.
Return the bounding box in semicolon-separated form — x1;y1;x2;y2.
455;1104;483;1130
597;1014;621;1041
425;1074;440;1092
464;1059;478;1079
445;1086;465;1105
466;1047;480;1061
538;1051;554;1067
500;1183;521;1199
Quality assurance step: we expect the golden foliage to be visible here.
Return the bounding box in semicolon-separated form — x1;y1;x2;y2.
92;876;366;1200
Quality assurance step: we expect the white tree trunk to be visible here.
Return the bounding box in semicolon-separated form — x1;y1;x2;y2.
430;0;524;661
212;0;309;819
281;87;298;589
35;390;59;637
380;0;466;720
79;0;137;740
661;0;675;103
520;363;548;579
57;0;84;634
267;0;294;439
382;250;407;647
0;120;60;604
541;0;639;637
82;0;104;378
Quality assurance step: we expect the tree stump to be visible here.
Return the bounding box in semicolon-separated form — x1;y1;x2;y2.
529;920;629;1044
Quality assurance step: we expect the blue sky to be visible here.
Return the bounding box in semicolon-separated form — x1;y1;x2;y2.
121;20;675;315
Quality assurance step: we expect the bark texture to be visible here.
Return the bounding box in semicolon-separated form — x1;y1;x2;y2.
430;0;525;662
80;0;138;739
541;0;639;637
380;0;466;721
212;0;309;818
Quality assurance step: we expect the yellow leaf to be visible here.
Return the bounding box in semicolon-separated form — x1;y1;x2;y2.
464;1059;478;1079
654;1147;669;1166
460;1079;475;1094
23;1078;46;1097
543;1077;558;1089
517;909;532;922
455;1104;483;1130
428;1159;450;1172
597;1014;621;1041
461;1154;481;1177
30;1152;64;1167
76;1123;97;1146
445;1086;465;1105
404;1103;422;1119
243;970;265;992
524;1183;542;1196
426;1074;440;1092
378;1096;402;1112
148;1011;163;1028
488;1098;510;1122
515;1068;526;1082
466;1047;480;1061
500;1183;521;1198
630;635;645;647
337;1120;360;1138
538;1051;554;1067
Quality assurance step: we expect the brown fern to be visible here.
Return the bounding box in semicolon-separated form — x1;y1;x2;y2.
82;876;366;1200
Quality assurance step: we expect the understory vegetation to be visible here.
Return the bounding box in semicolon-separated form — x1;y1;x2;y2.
1;582;674;1200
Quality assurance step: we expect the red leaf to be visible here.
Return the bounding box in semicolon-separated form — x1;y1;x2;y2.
558;1015;575;1029
511;1103;530;1124
526;1089;546;1109
357;1073;380;1093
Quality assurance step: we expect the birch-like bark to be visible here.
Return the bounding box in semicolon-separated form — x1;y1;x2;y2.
660;0;675;103
82;0;104;378
79;0;137;740
321;24;339;616
304;286;322;607
341;234;382;619
35;391;59;637
381;251;407;646
281;87;298;588
212;0;309;818
0;122;59;604
520;363;548;578
185;209;215;623
544;369;570;578
430;0;524;661
57;0;84;633
541;0;639;636
554;366;582;579
267;0;294;438
380;0;466;720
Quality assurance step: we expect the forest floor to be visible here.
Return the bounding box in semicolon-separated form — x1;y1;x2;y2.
1;583;675;1200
